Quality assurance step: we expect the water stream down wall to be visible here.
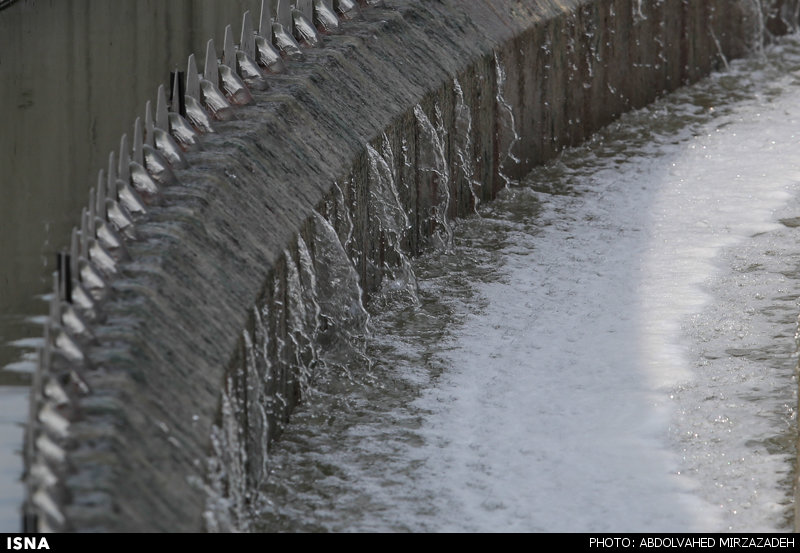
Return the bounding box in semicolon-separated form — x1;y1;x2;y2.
21;0;800;532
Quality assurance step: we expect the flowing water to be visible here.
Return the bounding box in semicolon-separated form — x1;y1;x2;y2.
250;37;800;532
4;27;800;536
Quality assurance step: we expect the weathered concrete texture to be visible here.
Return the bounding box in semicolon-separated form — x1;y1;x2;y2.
24;0;797;532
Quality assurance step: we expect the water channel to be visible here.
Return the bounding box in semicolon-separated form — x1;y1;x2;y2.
3;25;800;536
244;36;800;532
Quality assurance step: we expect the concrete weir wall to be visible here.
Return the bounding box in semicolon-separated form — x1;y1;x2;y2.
22;0;797;532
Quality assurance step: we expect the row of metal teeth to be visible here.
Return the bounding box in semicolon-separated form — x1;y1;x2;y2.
23;0;377;533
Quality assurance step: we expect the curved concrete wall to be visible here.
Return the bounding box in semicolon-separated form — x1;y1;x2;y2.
20;0;797;532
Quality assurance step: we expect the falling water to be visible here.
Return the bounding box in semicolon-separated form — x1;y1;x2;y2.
493;52;521;189
453;78;482;212
285;238;321;398
366;142;418;304
311;211;370;369
413;105;454;250
753;0;768;61
332;181;356;256
204;373;250;533
5;0;800;533
246;33;800;533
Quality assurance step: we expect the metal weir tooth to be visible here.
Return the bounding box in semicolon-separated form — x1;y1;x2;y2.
33;433;65;467
255;1;286;72
88;188;97;238
199;41;234;120
204;39;220;93
85;194;120;273
31;488;66;531
108;153;119;199
334;0;358;18
200;77;234;120
144;102;156;148
95;217;125;254
272;21;303;59
223;24;237;69
255;35;286;73
259;0;273;38
186;54;201;101
28;458;57;492
41;327;52;380
225;22;267;91
239;10;256;58
38;403;70;440
114;163;147;217
160;82;199;148
69;370;90;396
276;0;291;28
107;164;117;211
185;55;215;132
118;178;148;216
168;112;199;147
106;197;137;241
119;134;130;184
156;85;170;131
49;274;85;365
96;172;107;222
108;145;145;221
313;0;340;33
155;128;189;168
88;237;118;278
292;8;322;47
79;252;109;300
80;208;110;280
237;50;268;90
97;199;133;248
218;27;253;105
60;299;91;340
133;118;145;167
94;169;127;254
219;63;253;105
130;159;163;196
146;100;189;168
70;279;97;320
54;260;91;346
170;69;186;117
69;229;97;316
185;95;215;132
78;216;110;296
273;0;303;58
43;377;70;408
56;251;71;309
54;326;85;365
142;144;177;186
49;273;61;325
25;347;46;480
241;11;256;58
70;229;79;289
80;210;90;261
